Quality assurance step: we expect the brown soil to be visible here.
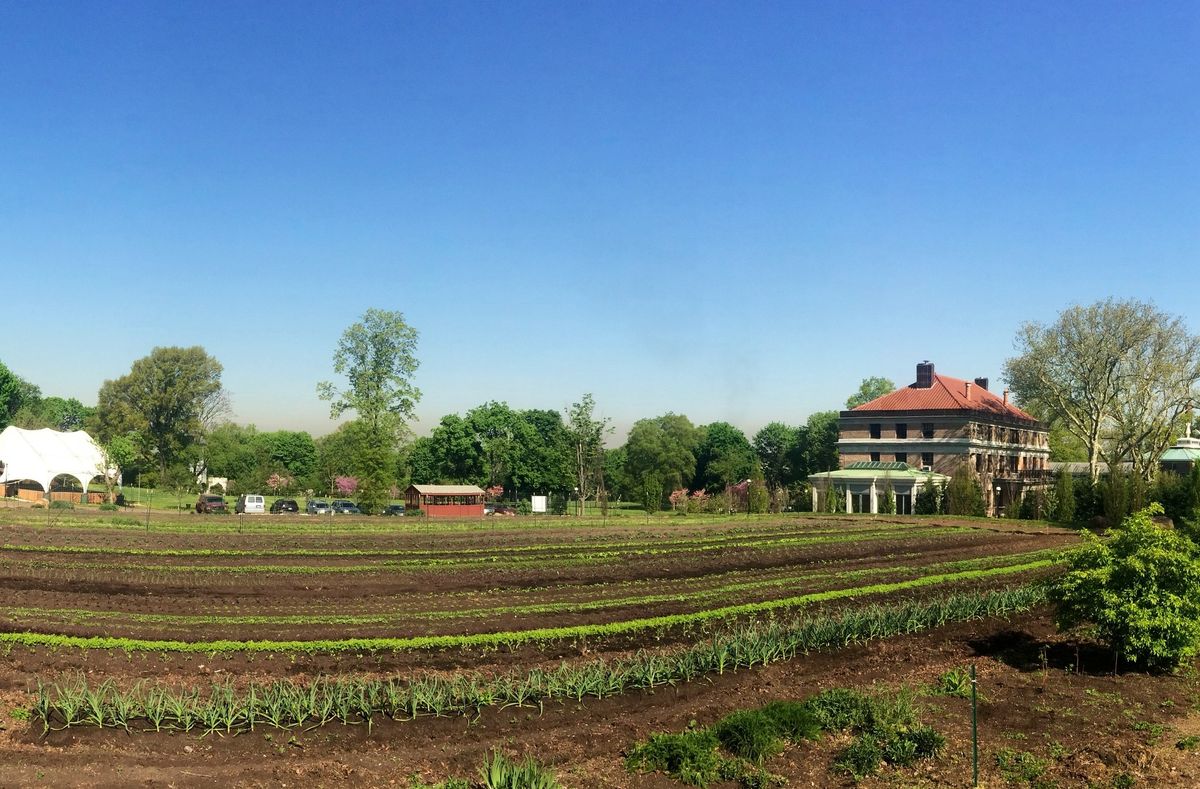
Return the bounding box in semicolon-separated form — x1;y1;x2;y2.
0;516;1074;644
2;610;1200;787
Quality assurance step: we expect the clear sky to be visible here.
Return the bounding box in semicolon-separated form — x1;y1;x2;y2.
1;1;1197;441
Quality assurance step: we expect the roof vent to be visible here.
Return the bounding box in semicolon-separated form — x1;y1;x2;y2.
915;361;934;388
974;377;989;391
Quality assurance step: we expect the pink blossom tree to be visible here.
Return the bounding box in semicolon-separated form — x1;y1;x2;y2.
668;488;689;511
335;476;358;496
266;473;291;494
486;485;504;501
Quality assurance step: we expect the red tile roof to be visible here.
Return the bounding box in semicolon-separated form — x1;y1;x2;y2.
850;374;1039;422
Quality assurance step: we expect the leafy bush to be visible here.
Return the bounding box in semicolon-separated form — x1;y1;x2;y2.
49;500;74;510
930;667;979;700
759;700;821;742
807;688;872;731
834;735;883;779
903;724;945;759
98;502;119;511
945;466;986;516
478;750;561;789
626;730;722;787
1051;470;1075;524
878;476;896;515
915;476;941;515
1050;503;1200;669
713;710;783;765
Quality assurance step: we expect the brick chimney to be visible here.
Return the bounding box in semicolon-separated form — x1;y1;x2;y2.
974;377;989;391
1003;389;1009;405
916;361;934;388
965;381;973;400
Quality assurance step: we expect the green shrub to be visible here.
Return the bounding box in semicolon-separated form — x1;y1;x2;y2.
98;502;119;511
1051;470;1076;524
626;730;722;787
713;710;783;765
900;724;945;760
930;667;978;700
759;700;821;742
807;688;872;731
946;466;986;516
834;735;883;779
49;500;74;510
478;750;561;789
1050;503;1200;669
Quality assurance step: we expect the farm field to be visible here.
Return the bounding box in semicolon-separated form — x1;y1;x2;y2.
4;510;1191;787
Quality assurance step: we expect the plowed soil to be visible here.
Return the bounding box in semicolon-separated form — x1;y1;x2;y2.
7;511;1177;787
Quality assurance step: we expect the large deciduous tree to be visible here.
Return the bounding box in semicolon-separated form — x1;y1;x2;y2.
317;309;421;513
798;411;840;475
623;413;702;496
94;346;227;478
1005;299;1200;482
845;377;896;409
694;422;757;492
0;361;38;430
753;422;798;494
565;394;609;514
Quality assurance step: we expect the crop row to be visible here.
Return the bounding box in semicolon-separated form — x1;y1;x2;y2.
30;584;1047;734
9;510;899;536
0;527;976;578
0;521;928;559
0;559;1053;655
2;549;1060;632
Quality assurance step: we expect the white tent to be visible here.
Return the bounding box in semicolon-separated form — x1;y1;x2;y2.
0;426;109;496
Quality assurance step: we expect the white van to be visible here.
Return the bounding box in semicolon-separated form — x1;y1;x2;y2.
235;494;265;514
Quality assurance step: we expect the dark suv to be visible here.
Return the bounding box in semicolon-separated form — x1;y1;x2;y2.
270;498;299;514
331;499;361;514
195;494;228;514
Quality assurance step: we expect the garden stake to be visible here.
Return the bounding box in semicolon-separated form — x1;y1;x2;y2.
971;663;978;787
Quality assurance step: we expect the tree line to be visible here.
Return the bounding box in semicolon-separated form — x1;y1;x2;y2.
3;297;1199;516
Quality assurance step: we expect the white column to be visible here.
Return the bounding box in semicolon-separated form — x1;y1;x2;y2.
870;480;878;514
812;484;819;511
845;487;853;514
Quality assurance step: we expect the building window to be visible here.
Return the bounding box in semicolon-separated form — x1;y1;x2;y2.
921;452;934;468
895;452;907;464
922;422;934;438
870;452;880;462
869;423;881;439
895;423;908;438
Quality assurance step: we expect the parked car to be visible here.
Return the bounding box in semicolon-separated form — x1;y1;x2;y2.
487;505;517;516
270;498;299;514
235;494;265;514
383;504;406;516
306;499;331;515
331;499;361;514
195;494;228;514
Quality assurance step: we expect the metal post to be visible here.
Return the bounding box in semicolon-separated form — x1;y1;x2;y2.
971;663;979;787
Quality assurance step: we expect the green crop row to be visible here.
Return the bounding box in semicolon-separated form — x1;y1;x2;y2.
0;521;928;560
1;559;1054;655
0;526;975;578
3;549;1061;632
30;584;1047;735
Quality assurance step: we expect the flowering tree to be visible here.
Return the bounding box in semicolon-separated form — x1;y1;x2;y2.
687;489;711;515
486;485;504;501
668;488;689;511
727;480;750;513
266;473;291;494
335;476;358;496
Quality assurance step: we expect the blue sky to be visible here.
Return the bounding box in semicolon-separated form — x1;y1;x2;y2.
1;1;1196;440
